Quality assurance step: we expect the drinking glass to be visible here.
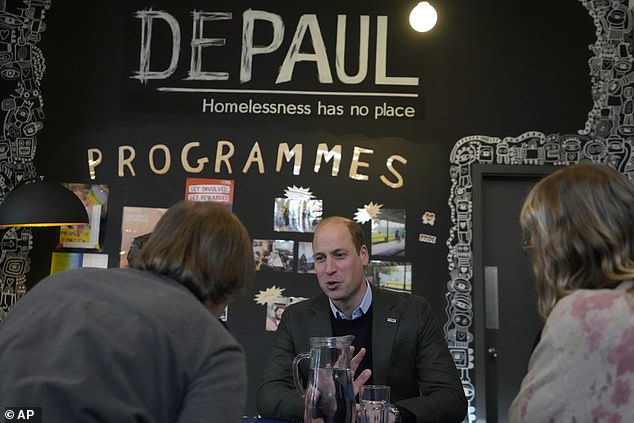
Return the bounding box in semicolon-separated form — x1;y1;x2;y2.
359;385;399;423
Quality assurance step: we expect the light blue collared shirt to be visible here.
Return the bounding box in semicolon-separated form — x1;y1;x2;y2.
328;280;373;320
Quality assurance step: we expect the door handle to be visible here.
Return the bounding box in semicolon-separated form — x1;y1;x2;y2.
488;347;498;361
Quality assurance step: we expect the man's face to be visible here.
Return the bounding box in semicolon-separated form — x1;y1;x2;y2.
312;221;369;311
274;307;285;319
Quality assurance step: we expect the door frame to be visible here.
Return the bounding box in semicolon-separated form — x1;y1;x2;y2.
471;163;557;422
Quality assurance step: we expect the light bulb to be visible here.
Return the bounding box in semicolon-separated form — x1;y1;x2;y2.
409;2;438;32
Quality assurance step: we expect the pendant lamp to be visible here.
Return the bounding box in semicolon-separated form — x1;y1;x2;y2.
409;2;438;32
0;180;90;227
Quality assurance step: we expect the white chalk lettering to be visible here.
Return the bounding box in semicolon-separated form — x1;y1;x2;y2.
133;10;418;87
133;10;181;84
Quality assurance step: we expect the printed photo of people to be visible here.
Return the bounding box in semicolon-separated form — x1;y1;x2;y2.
297;242;316;274
273;197;322;233
119;207;167;267
59;183;109;250
253;239;294;272
265;300;287;332
265;296;308;331
371;209;406;256
366;260;412;292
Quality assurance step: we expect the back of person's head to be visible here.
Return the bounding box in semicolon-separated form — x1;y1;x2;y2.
520;162;634;317
314;216;366;254
129;201;255;306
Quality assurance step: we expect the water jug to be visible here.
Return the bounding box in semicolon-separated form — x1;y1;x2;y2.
292;335;356;423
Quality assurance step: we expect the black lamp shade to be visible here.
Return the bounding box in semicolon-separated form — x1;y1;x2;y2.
0;180;90;227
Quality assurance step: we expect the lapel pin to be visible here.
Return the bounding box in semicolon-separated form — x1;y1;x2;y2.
387;318;397;323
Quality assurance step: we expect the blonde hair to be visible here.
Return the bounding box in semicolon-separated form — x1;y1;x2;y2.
520;162;634;317
130;201;255;305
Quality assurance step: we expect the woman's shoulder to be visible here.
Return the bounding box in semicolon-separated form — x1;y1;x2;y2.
547;285;633;333
555;286;630;312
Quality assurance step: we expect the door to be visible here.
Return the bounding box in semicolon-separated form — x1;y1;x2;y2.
472;164;555;423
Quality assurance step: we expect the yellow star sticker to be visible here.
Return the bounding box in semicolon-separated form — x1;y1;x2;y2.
354;202;383;223
284;186;314;200
254;285;286;305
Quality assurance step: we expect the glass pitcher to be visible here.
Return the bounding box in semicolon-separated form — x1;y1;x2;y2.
292;335;356;423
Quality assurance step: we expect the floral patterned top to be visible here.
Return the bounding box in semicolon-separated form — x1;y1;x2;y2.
509;281;634;423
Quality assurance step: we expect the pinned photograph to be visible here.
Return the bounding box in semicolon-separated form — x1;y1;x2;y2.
273;197;322;233
371;209;406;256
297;242;315;274
265;299;288;332
50;252;109;275
119;206;168;267
58;183;109;250
273;186;322;233
253;239;294;272
366;260;412;292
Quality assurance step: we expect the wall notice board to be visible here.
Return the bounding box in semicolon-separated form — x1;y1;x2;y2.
1;0;631;418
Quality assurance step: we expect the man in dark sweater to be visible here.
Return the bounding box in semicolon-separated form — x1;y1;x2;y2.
257;216;467;423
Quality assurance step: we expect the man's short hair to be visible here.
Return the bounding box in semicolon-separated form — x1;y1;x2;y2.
314;216;366;254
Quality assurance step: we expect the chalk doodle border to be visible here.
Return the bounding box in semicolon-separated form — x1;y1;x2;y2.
443;1;633;420
0;1;49;319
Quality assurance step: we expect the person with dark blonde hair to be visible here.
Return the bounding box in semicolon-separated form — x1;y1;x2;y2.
0;201;255;422
509;162;634;422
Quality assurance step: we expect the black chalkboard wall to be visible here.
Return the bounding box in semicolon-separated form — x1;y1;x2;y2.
3;0;632;419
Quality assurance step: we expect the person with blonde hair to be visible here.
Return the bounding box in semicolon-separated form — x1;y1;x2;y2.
509;162;634;422
0;201;255;422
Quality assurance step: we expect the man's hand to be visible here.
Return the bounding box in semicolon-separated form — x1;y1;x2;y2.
350;346;372;396
303;368;338;422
